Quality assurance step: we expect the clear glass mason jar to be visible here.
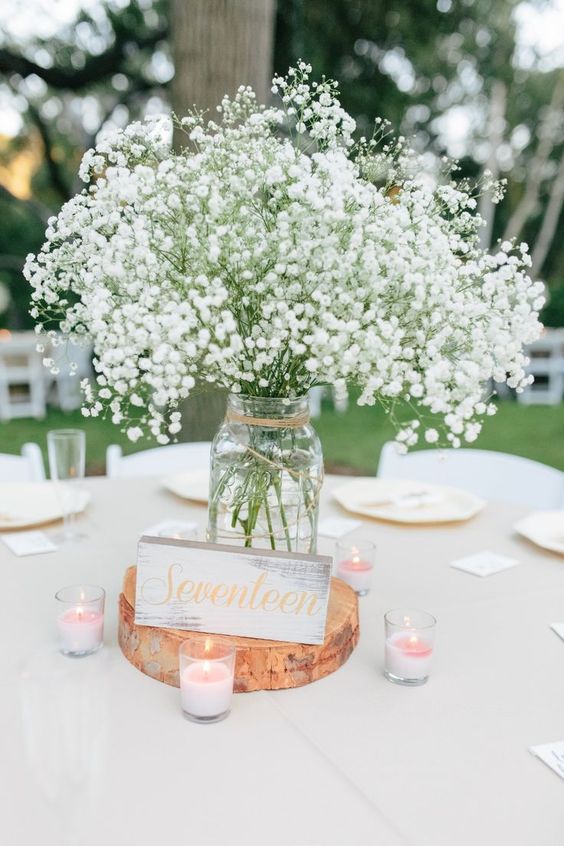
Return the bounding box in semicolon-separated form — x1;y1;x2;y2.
207;395;323;553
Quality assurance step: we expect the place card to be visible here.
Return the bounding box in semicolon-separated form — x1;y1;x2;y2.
317;516;362;539
2;531;57;556
135;537;332;645
550;623;564;641
450;550;518;577
529;742;564;780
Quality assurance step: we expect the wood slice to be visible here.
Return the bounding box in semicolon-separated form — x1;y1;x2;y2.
118;566;359;692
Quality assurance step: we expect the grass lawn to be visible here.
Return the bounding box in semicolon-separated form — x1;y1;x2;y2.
314;398;564;474
1;397;563;476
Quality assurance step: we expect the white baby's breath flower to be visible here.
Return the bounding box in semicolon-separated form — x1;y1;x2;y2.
24;64;542;446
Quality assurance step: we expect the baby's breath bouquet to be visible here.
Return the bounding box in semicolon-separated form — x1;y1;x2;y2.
26;62;543;552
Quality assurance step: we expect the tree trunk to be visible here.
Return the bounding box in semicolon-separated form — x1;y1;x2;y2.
503;73;564;243
171;0;275;117
478;79;507;250
171;0;276;441
531;148;564;278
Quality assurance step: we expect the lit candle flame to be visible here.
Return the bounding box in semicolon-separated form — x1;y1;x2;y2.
408;635;418;645
203;660;211;677
204;637;212;653
77;606;84;621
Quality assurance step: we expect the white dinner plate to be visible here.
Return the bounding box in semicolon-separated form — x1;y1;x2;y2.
0;482;90;530
332;478;486;524
163;469;210;504
514;512;564;557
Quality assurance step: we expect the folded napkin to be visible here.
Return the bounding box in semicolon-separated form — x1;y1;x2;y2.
357;487;443;510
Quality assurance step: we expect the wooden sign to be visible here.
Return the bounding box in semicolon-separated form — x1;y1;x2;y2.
135;537;333;646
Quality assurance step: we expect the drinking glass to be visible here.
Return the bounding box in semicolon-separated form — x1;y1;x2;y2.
47;429;86;542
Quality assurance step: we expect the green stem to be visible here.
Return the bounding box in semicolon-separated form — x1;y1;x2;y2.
208;465;237;538
263;488;277;550
273;474;292;551
230;468;253;528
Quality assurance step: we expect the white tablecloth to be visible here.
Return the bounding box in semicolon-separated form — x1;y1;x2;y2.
1;476;563;846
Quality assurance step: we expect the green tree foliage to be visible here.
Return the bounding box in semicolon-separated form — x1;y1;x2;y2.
0;0;562;328
275;0;564;314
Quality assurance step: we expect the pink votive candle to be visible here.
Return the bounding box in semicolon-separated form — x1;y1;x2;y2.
55;585;105;657
335;540;375;596
179;637;235;724
384;609;436;686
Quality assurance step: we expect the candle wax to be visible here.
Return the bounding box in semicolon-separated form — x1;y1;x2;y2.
336;557;373;594
180;661;233;718
385;631;433;681
57;607;104;655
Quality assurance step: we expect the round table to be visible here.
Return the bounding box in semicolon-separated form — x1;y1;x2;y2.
2;475;563;846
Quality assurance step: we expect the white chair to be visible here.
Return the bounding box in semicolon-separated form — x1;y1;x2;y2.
0;332;46;420
106;442;211;478
518;328;564;406
308;386;349;418
48;337;93;411
0;443;46;482
377;441;564;509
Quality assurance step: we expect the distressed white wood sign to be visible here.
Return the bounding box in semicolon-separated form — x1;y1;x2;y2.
135;537;332;645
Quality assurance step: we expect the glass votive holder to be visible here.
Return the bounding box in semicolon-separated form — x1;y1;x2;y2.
335;539;375;596
179;637;235;724
384;608;436;686
55;585;105;657
158;522;198;541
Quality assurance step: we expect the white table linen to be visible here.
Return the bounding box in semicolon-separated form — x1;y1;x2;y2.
1;476;563;846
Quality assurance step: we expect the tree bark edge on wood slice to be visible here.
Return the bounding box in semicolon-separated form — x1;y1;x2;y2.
118;565;359;692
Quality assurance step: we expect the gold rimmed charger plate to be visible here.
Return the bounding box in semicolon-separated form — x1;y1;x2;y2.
0;482;90;531
162;469;210;504
332;478;486;524
514;512;564;557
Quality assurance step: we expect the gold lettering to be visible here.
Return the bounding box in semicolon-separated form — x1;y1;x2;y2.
193;581;213;604
248;572;268;609
294;592;320;616
260;588;281;611
176;579;196;602
140;564;322;619
141;563;181;605
210;584;229;606
224;583;249;608
305;595;320;616
279;591;298;613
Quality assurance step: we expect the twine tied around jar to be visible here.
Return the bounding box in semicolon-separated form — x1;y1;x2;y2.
225;409;310;429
